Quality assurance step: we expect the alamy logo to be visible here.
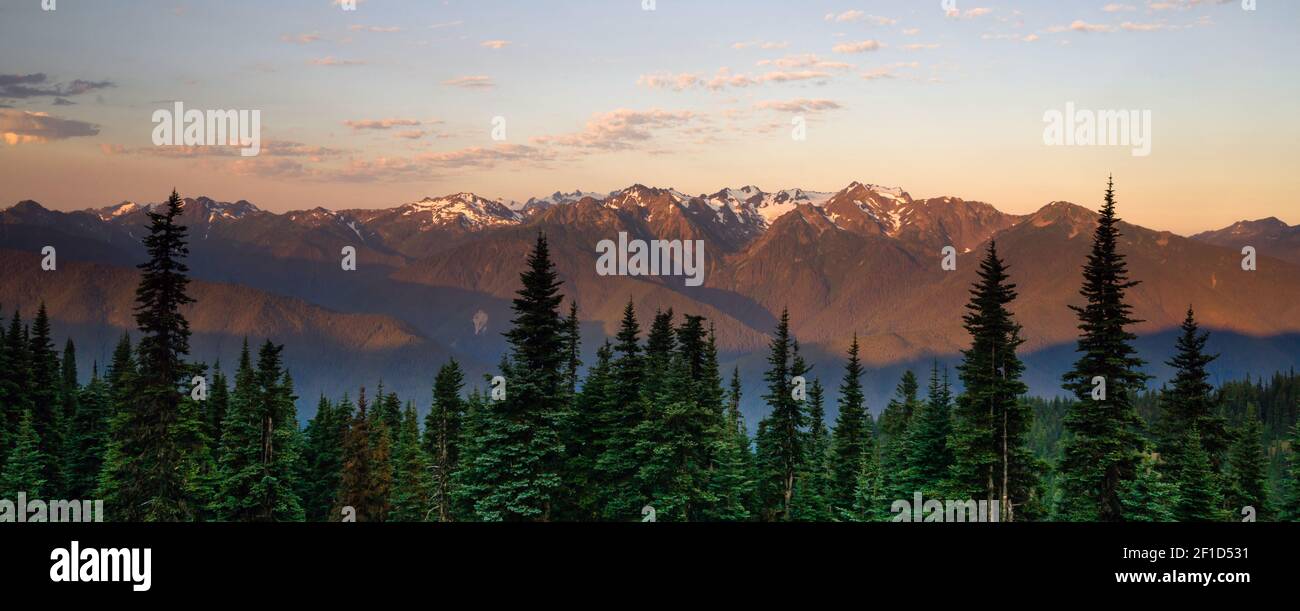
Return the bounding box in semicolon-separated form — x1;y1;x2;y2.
152;101;262;157
596;232;705;287
1043;102;1151;157
0;493;103;523
50;541;151;592
891;492;1002;522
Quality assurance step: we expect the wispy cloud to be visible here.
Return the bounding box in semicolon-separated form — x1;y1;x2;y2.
755;98;842;113
832;40;885;54
824;11;897;25
442;76;495;89
310;56;367;66
481;40;511;49
344;118;426;131
0;73;114;100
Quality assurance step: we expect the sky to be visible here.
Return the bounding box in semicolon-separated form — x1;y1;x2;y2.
0;0;1296;235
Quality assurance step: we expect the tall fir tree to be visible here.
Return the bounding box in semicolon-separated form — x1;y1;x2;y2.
902;363;954;499
705;366;755;521
456;233;567;521
791;379;833;521
949;241;1041;521
830;335;870;514
423;359;465;522
754;308;804;521
1173;430;1227;522
301;395;344;521
1223;405;1269;520
335;388;385;521
1155;308;1230;484
102;190;200;521
1056;178;1150;522
63;363;111;499
207;361;230;462
568;342;614;520
878;371;919;504
27;303;63;493
0;410;45;501
593;300;646;520
215;341;303;521
390;402;432;521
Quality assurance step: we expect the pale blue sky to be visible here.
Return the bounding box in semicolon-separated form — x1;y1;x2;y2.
1;0;1296;234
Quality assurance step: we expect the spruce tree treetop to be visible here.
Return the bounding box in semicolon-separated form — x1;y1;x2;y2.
1057;177;1150;522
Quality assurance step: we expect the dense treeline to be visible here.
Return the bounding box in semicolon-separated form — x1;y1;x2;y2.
2;183;1299;521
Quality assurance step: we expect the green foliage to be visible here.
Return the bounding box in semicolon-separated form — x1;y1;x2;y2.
424;359;466;521
1173;430;1227;522
1223;405;1269;520
1056;179;1150;522
755;309;804;521
101;190;201;521
214;341;303;521
0;411;45;500
454;233;567;521
830;335;870;515
901;363;953;500
389;403;432;522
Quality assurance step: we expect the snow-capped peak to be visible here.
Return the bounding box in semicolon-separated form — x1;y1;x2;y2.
401;193;521;230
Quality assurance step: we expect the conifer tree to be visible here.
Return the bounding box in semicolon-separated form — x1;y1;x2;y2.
847;430;885;521
949;241;1041;521
633;339;705;521
792;379;833;521
450;389;488;520
390;403;432;521
27;303;63;492
301;395;343;521
207;361;230;461
424;359;465;522
1120;457;1178;522
103;190;198;521
755;308;804;520
0;411;44;501
215;341;302;521
64;364;111;499
568;342;613;520
1057;178;1150;522
456;233;567;521
1281;421;1300;521
830;335;870;514
59;338;79;439
902;362;954;499
1173;430;1226;522
705;366;754;521
594;300;646;520
1155;308;1230;483
1224;405;1269;520
336;388;383;521
878;371;919;503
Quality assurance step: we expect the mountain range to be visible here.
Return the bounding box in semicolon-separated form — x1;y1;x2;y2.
3;182;1298;422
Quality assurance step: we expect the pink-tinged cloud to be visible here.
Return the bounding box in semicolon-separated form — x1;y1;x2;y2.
0;109;99;144
344;118;425;130
481;40;511;49
757;54;854;70
532;108;699;151
755;98;843;113
281;33;322;44
443;76;495;89
833;40;885;54
311;56;367;66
